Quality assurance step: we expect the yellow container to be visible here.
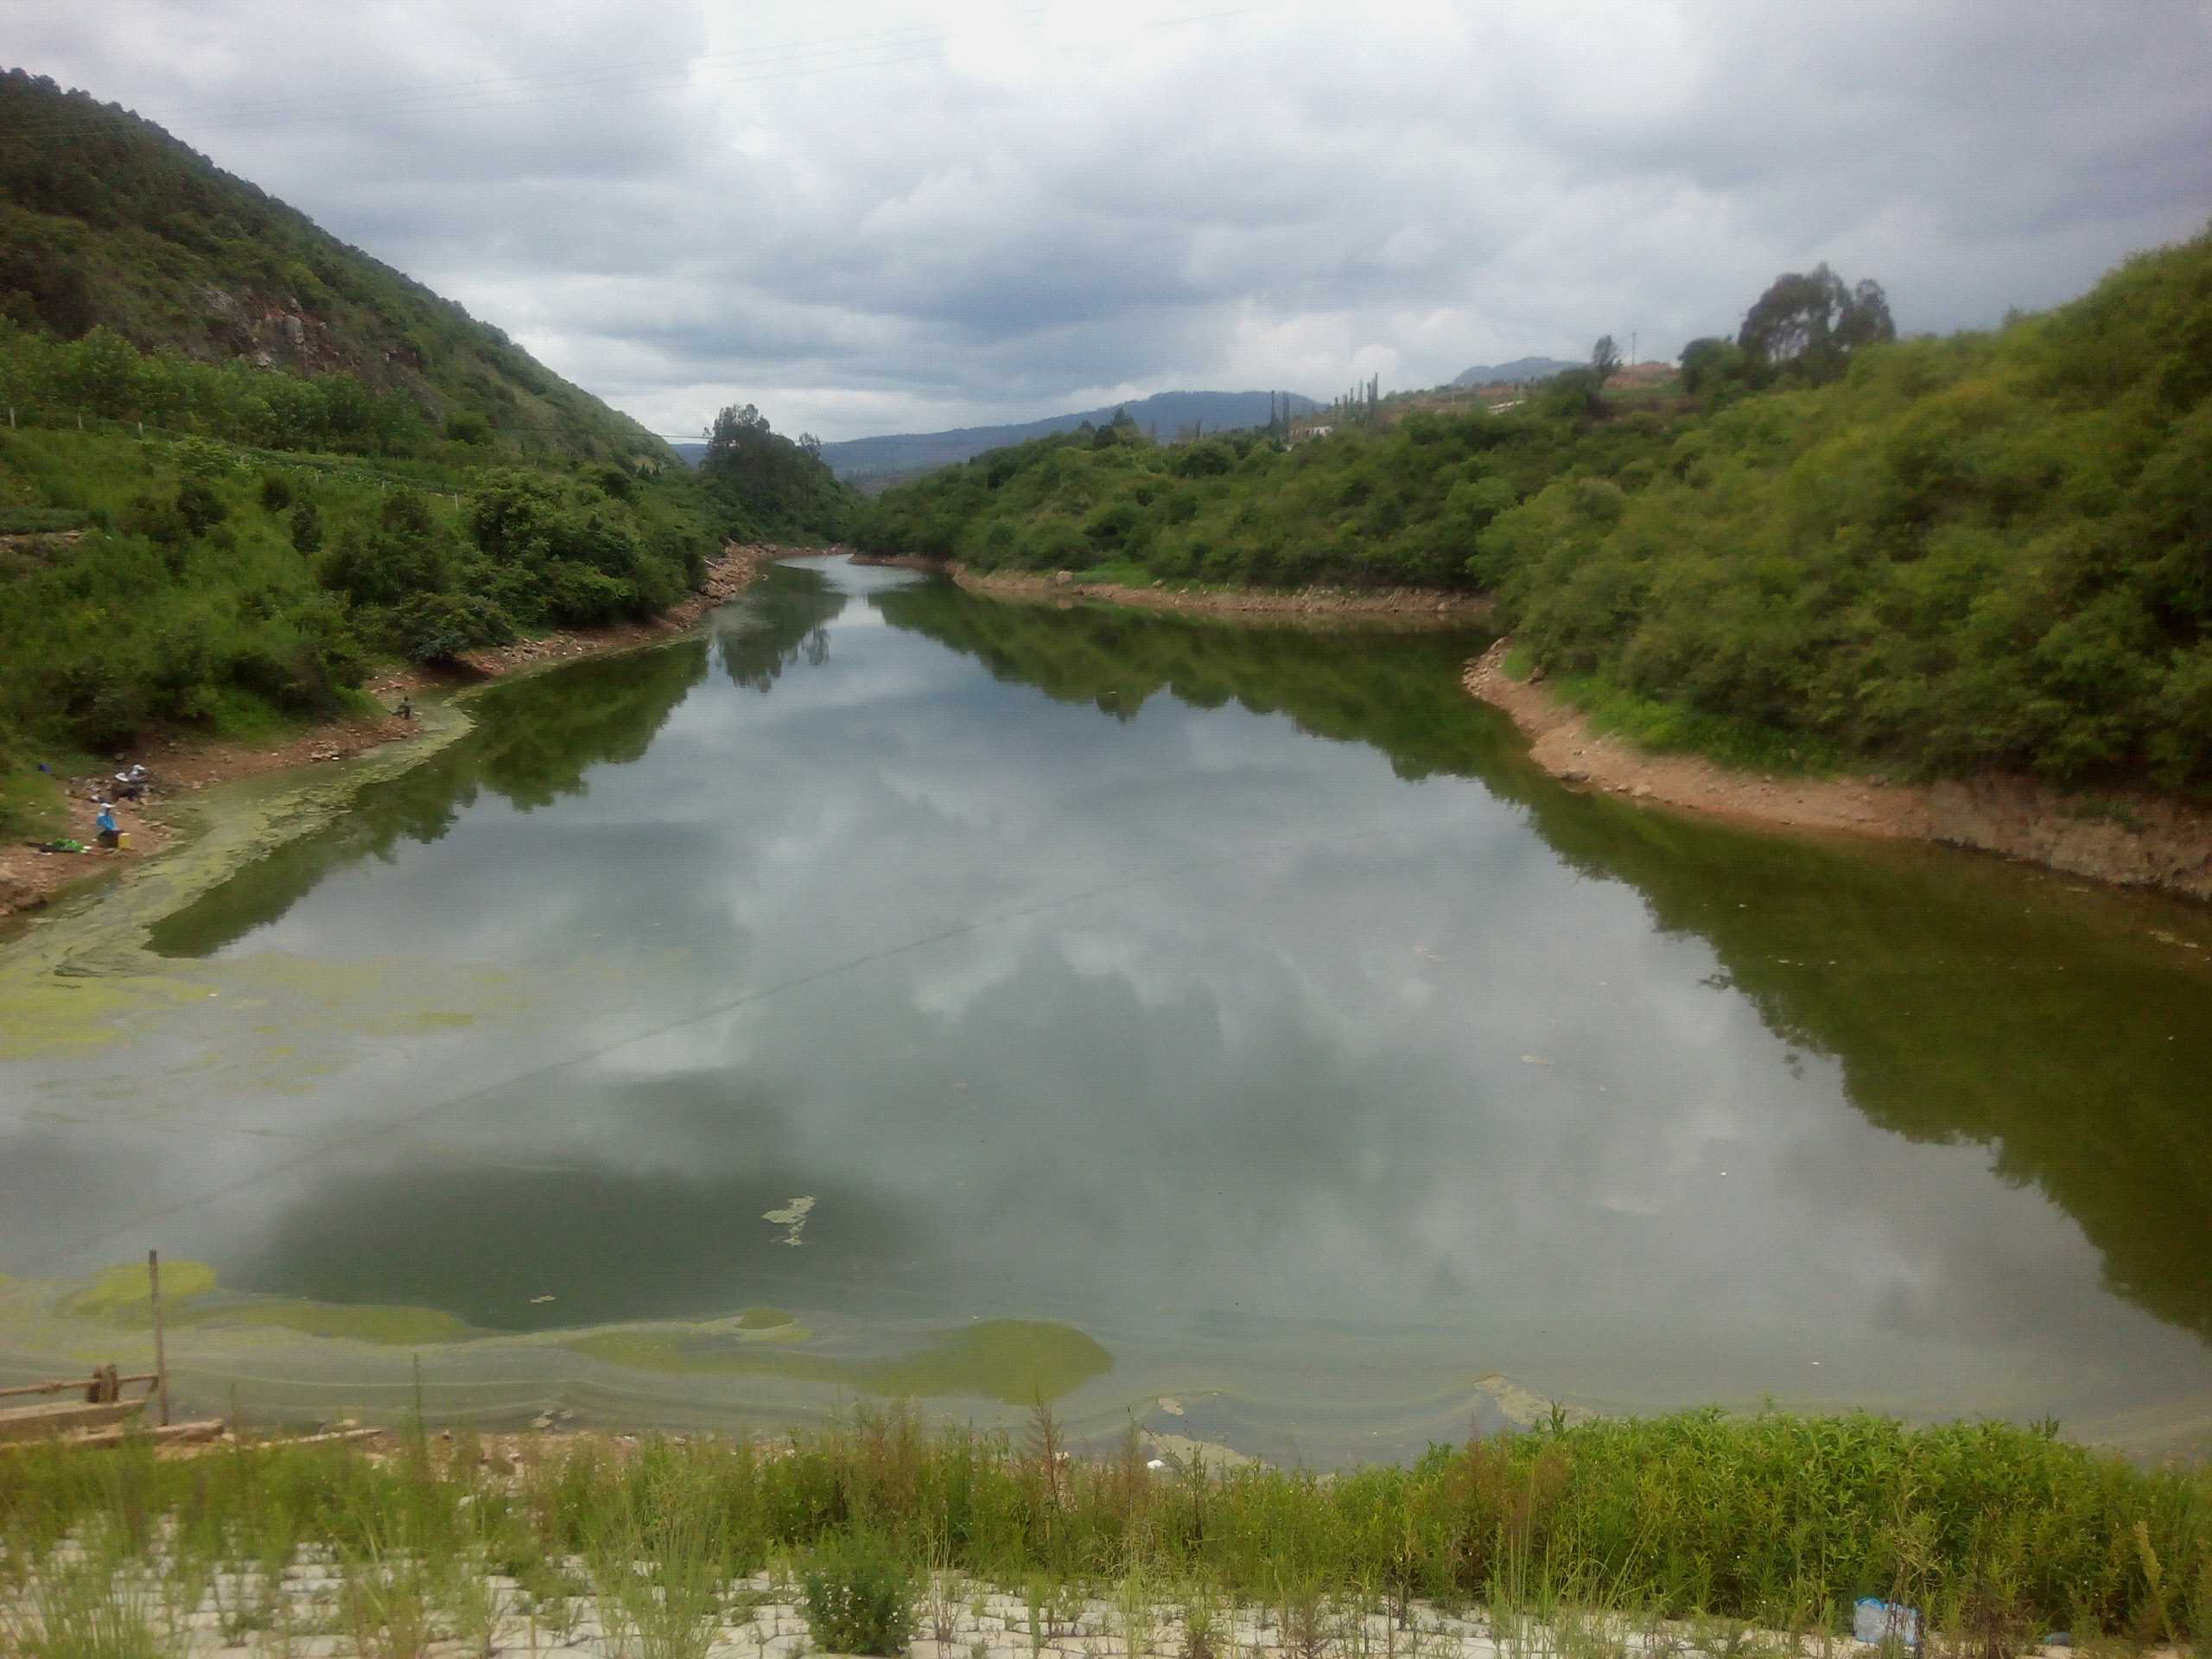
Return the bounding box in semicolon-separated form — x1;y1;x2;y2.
115;831;130;851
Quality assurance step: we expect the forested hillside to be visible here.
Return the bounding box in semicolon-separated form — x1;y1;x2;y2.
817;390;1320;486
855;233;2212;790
0;70;851;816
0;68;658;462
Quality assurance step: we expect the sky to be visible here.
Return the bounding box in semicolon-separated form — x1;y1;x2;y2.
13;0;2212;442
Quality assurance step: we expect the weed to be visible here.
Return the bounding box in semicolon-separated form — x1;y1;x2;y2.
799;1529;917;1656
0;1540;167;1659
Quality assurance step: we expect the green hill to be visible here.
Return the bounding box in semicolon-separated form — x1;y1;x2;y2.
0;69;851;823
0;67;659;464
855;231;2212;791
817;390;1320;487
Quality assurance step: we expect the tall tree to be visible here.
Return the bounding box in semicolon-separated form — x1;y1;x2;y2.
1738;265;1895;382
1591;334;1622;385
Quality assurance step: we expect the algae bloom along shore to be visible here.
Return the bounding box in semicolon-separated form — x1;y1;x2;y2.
3;560;2211;1472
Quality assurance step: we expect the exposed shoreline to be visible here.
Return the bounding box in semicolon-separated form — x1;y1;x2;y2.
0;543;784;921
1464;637;2212;902
849;552;1496;625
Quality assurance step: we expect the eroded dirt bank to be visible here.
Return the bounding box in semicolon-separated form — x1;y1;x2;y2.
1464;638;2212;901
0;543;782;919
849;553;1495;625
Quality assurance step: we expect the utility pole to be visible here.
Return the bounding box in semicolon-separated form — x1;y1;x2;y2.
149;1250;171;1427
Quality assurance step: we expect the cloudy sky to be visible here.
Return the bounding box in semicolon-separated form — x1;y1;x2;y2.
15;1;2212;441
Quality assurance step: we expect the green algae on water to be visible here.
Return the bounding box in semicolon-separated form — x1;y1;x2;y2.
67;1259;219;1321
568;1318;1112;1404
60;1260;470;1344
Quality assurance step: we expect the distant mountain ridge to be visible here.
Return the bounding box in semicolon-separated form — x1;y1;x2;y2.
1450;357;1581;388
0;68;666;462
802;390;1321;483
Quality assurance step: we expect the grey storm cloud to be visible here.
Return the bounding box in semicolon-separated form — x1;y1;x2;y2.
14;0;2212;441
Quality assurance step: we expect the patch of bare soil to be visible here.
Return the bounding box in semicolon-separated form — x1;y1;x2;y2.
1;543;784;920
850;553;1494;625
1464;638;2212;901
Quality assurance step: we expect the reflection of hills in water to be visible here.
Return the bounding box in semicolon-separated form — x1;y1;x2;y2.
149;571;850;960
874;579;2212;1346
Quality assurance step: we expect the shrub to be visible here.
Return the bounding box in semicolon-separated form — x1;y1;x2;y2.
391;590;514;664
173;479;227;536
258;472;292;512
799;1530;916;1656
120;492;188;546
288;499;323;553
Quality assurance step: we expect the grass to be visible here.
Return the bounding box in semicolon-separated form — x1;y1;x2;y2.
1558;674;1844;777
0;505;92;534
0;759;73;842
0;1406;2205;1652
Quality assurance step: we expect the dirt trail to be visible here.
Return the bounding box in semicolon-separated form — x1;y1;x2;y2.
1;543;782;919
1464;637;2212;901
850;553;1495;625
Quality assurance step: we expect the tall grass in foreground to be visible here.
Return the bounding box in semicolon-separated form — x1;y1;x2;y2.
0;1407;2206;1651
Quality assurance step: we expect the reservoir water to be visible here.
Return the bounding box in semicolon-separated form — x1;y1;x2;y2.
3;558;2209;1461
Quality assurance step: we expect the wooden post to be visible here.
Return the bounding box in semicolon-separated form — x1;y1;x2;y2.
148;1250;171;1427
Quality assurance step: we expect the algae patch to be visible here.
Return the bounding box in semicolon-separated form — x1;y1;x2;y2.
737;1306;797;1332
569;1318;1112;1404
60;1260;469;1345
67;1259;219;1320
763;1195;814;1246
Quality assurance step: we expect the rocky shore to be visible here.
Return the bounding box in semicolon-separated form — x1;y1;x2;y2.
1464;637;2212;902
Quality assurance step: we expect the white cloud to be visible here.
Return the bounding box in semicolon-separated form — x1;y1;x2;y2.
15;0;2211;437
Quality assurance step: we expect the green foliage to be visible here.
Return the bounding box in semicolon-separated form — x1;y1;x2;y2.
858;230;2212;790
0;1408;2205;1642
173;477;226;536
0;68;669;467
694;401;852;543
1737;264;1896;385
799;1529;918;1655
855;406;1605;592
287;497;323;553
0;422;720;753
1485;231;2212;786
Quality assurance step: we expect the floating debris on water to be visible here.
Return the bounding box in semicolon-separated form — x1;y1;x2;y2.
764;1195;815;1246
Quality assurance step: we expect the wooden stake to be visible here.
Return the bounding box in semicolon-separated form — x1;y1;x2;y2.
148;1250;171;1427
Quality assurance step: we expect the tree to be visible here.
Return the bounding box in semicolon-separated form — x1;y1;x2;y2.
1591;335;1622;386
704;402;773;461
1738;264;1895;383
1679;336;1752;400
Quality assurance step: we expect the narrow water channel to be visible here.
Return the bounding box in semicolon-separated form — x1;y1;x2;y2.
3;559;2208;1462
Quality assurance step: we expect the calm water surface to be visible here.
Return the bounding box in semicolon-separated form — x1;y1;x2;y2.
5;559;2209;1458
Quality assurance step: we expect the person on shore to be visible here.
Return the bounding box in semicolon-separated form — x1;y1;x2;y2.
397;696;414;721
94;801;120;849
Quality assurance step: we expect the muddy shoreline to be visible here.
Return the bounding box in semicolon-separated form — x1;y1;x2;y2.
849;553;1495;625
0;543;783;921
1464;637;2212;902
